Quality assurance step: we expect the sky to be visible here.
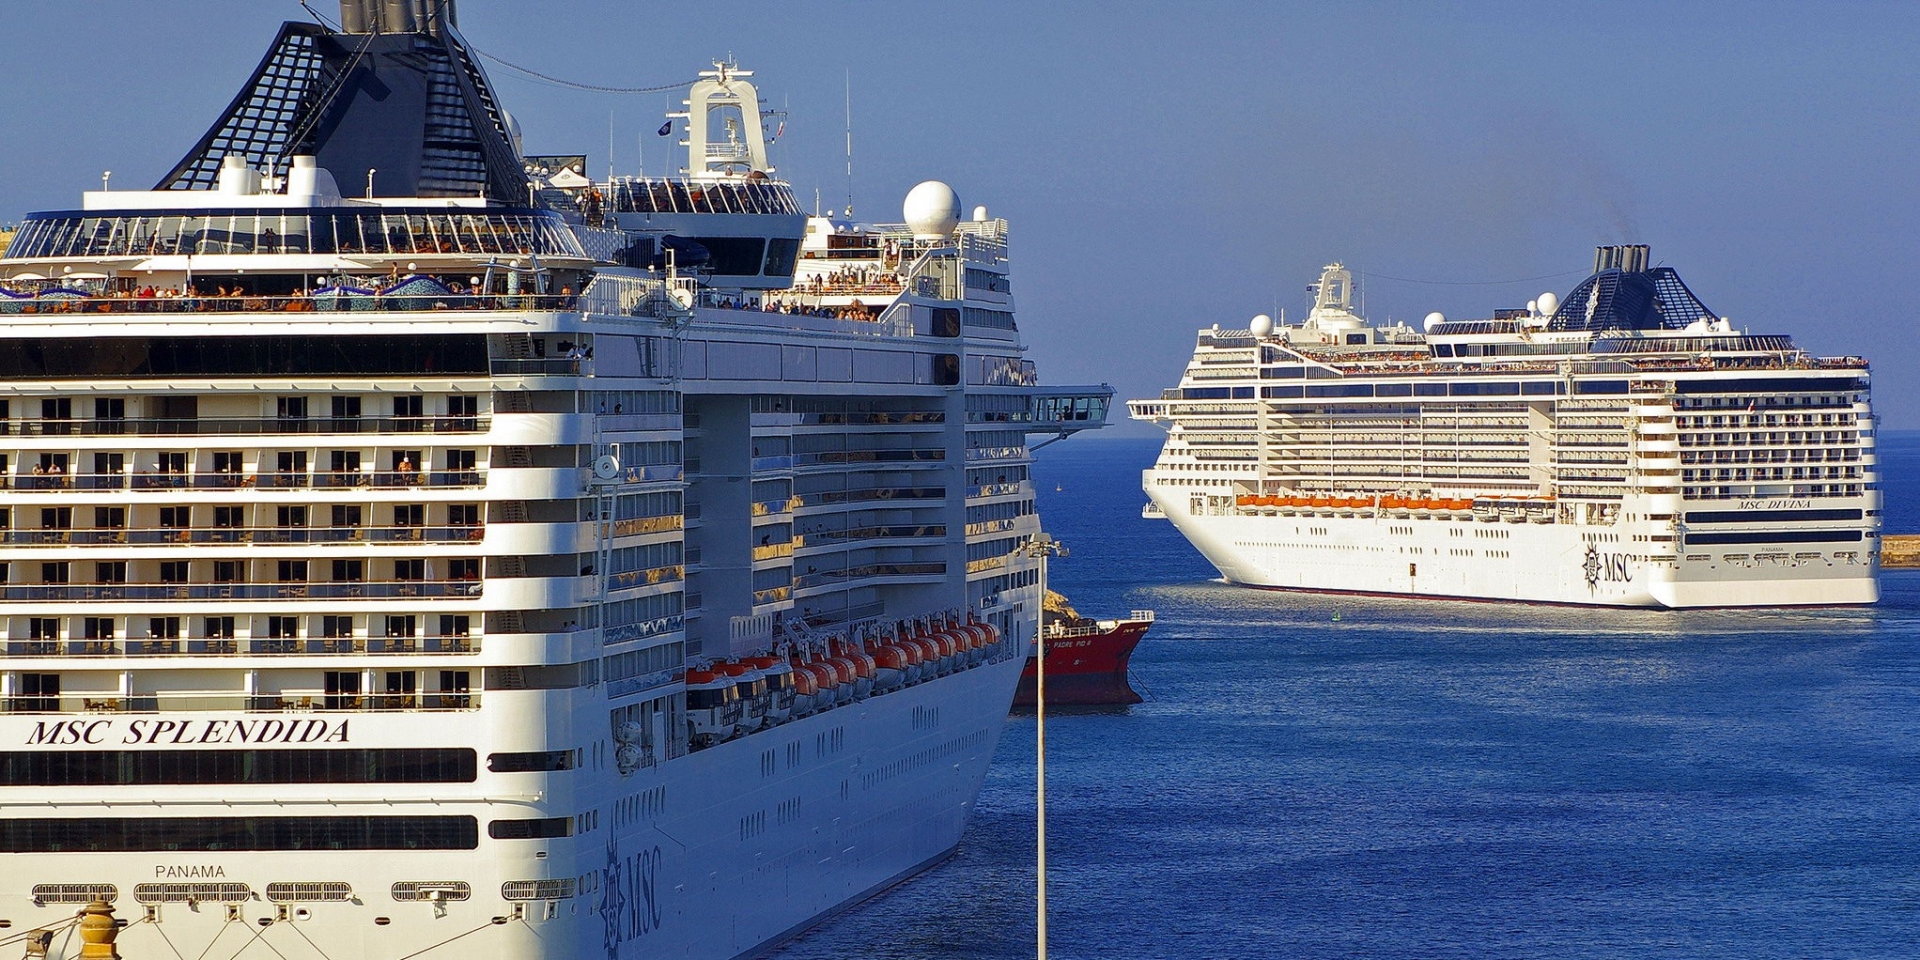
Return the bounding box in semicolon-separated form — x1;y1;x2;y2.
2;1;1917;435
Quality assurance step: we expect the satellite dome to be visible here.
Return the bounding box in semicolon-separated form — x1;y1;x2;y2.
1423;311;1446;332
504;111;524;158
1537;291;1560;316
903;181;961;239
1249;314;1274;337
972;205;990;222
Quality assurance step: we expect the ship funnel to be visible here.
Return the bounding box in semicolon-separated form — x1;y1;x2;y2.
1592;244;1649;274
338;0;455;35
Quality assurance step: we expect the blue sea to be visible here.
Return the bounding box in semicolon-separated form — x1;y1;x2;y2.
774;433;1920;960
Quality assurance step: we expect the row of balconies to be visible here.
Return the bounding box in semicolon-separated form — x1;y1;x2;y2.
5;635;474;658
1;469;485;492
0;580;484;602
0;692;477;714
0;524;484;547
0;415;487;438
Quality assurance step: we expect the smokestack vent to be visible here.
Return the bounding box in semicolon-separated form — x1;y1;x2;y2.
1593;244;1649;274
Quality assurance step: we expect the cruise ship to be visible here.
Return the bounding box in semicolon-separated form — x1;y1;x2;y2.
0;3;1112;958
1129;249;1878;608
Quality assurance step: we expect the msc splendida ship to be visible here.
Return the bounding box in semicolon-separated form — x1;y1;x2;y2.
0;3;1112;958
1129;250;1878;608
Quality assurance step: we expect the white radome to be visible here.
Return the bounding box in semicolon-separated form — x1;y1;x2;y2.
1249;314;1274;337
972;205;990;222
1423;311;1446;332
1537;291;1559;316
903;180;961;239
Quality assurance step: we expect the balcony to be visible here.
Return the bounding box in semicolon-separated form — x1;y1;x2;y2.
2;635;477;657
11;524;486;547
0;692;478;713
5;416;489;438
0;580;484;601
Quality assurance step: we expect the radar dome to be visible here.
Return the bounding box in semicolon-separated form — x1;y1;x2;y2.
504;111;524;158
1537;291;1559;316
903;181;961;239
972;205;990;222
1249;314;1274;337
1423;311;1446;332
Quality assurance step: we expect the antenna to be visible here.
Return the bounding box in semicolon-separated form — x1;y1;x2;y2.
852;70;860;217
607;109;615;182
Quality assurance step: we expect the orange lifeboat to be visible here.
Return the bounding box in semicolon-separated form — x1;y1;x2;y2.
1309;495;1332;509
789;665;819;704
1381;495;1406;512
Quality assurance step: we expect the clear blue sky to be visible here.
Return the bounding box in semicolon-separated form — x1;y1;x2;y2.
3;1;1916;434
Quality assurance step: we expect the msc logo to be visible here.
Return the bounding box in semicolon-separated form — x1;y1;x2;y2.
1582;544;1632;592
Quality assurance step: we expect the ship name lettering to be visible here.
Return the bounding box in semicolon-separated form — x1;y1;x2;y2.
122;719;351;745
1604;553;1632;583
1740;498;1811;511
154;865;226;879
22;719;349;747
25;720;110;745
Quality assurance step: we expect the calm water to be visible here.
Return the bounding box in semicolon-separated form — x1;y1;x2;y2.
775;434;1920;960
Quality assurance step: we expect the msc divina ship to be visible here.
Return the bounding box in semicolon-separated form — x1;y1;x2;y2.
0;3;1112;958
1129;249;1878;608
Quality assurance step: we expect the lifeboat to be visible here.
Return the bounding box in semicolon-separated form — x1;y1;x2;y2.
1356;495;1378;511
1236;494;1256;507
1447;498;1472;513
1381;494;1408;516
964;621;993;664
928;631;959;674
822;655;861;703
1409;497;1432;518
685;668;742;747
903;635;939;682
721;662;769;732
869;643;910;690
842;648;878;698
744;656;796;722
1474;496;1500;521
793;659;840;708
787;664;820;717
1527;497;1554;523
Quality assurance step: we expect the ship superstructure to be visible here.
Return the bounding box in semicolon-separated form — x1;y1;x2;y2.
0;4;1111;959
1129;249;1877;608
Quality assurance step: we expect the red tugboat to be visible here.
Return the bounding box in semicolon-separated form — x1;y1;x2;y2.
1014;591;1154;707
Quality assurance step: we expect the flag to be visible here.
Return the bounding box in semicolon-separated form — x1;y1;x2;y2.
656;121;672;136
772;119;785;142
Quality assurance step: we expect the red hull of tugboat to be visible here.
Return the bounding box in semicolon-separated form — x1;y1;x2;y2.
1014;618;1150;707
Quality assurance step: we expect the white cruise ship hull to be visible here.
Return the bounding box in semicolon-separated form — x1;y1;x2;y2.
0;648;1026;960
1149;486;1879;608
